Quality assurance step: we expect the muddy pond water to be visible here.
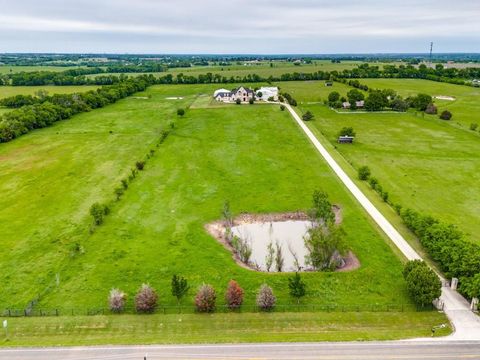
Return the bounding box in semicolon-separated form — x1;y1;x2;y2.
231;220;312;272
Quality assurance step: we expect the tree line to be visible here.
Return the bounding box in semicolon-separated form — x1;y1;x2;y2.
0;75;156;143
1;62;479;87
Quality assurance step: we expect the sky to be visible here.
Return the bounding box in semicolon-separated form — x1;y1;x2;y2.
0;0;479;54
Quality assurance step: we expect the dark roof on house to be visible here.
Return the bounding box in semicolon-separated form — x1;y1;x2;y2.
232;86;254;94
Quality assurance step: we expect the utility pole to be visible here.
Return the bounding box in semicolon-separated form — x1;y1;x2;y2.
429;42;433;66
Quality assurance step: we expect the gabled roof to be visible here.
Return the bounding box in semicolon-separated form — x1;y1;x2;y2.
232;86;254;94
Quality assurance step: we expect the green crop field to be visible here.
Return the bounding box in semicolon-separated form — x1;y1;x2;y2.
0;82;449;344
0;85;100;99
288;80;480;245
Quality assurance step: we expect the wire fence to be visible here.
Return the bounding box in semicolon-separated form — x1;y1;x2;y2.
1;303;435;317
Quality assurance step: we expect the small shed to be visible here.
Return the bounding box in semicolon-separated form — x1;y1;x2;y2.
325;81;333;87
338;136;354;144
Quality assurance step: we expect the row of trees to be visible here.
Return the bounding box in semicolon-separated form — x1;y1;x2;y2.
4;61;477;87
0;76;156;143
109;274;308;313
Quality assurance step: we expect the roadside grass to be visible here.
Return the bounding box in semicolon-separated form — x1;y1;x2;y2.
0;312;450;346
291;84;480;244
0;85;100;99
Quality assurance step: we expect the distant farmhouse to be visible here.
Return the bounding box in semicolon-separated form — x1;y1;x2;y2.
342;100;365;109
214;86;278;103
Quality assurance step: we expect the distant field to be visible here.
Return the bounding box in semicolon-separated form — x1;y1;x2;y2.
0;85;100;99
1;83;416;312
289;80;480;245
0;65;86;74
85;60;405;80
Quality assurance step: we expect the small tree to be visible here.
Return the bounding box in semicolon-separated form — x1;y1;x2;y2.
328;91;340;104
235;98;241;105
135;284;158;313
89;202;110;225
280;105;285;111
256;91;263;98
470;123;478;131
177;108;185;116
265;240;275;272
288;272;306;304
195;284;216;312
114;187;124;200
225;280;244;310
135;161;145;170
304;224;347;271
302;111;314;121
358;166;371;181
338;127;356;137
109;288;127;313
403;260;441;307
275;241;284;272
309;190;335;225
249;98;254;105
171;274;189;305
439;110;452;120
256;284;276;311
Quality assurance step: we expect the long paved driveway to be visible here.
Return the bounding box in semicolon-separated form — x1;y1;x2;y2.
1;341;480;360
284;103;480;340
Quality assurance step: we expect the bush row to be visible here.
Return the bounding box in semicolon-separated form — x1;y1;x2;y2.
89;128;171;231
109;278;278;314
0;75;156;143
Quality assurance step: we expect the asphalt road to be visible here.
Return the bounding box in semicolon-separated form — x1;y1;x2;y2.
1;341;480;360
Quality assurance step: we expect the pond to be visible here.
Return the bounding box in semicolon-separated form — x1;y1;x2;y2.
231;220;312;272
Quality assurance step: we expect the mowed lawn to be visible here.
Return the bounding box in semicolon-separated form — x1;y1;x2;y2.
1;84;416;313
0;85;100;99
292;81;480;244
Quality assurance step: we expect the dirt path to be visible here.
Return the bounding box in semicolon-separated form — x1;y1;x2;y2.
284;102;480;340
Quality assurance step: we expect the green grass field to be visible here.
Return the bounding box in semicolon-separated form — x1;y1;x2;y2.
0;66;86;74
1;312;450;346
0;85;100;99
1;84;417;309
288;80;480;245
0;82;450;343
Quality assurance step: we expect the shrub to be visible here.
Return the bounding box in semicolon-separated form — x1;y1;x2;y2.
135;161;145;170
439;110;452;120
358;166;371;181
302;111;314;121
195;284;216;313
177;108;185;116
368;177;378;189
338;127;356;137
288;273;306;304
249;98;254;105
278;95;284;103
235;98;241;105
256;284;276;311
89;202;110;225
135;284;158;313
470;123;478;131
114;187;124;200
121;179;128;189
109;288;127;313
328;91;340;104
225;280;244;309
280;105;285;111
267;96;274;101
424;103;437;114
403;260;441;307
